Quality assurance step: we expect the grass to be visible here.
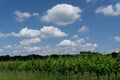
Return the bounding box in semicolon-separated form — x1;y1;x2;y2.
0;71;56;80
0;71;120;80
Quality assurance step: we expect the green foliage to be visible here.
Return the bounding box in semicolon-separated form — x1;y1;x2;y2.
0;54;120;79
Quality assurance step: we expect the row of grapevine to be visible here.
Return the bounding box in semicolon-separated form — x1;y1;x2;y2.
0;54;120;80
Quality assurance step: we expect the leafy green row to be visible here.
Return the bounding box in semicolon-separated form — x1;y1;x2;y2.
0;54;120;79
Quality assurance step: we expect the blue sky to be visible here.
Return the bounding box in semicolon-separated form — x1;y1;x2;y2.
0;0;120;55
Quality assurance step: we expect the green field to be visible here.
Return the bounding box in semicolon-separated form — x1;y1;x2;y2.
0;53;120;80
0;71;120;80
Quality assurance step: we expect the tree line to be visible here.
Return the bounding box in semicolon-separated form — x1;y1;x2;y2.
0;51;119;61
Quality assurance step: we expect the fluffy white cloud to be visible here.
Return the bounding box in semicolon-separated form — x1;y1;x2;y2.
76;38;85;43
78;26;89;33
58;39;76;47
0;26;67;39
14;10;41;22
32;45;78;55
18;27;40;38
71;34;78;39
41;4;82;26
12;45;41;55
0;33;7;38
5;37;98;55
20;38;41;46
14;10;31;22
23;46;40;52
40;26;67;38
4;27;40;39
4;45;13;48
32;13;39;16
0;32;18;38
80;43;98;51
18;26;67;38
95;3;120;16
114;36;120;42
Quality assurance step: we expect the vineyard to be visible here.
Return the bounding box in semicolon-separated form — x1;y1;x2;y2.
0;52;120;80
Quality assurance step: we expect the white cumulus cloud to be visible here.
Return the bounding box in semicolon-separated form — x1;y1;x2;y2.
4;45;13;48
23;46;40;52
0;33;8;38
114;36;120;42
95;3;120;16
18;27;40;38
41;4;82;26
80;43;98;51
32;13;39;16
40;26;67;38
71;34;78;39
14;10;31;22
0;26;67;39
58;39;76;47
20;38;41;46
76;38;85;43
